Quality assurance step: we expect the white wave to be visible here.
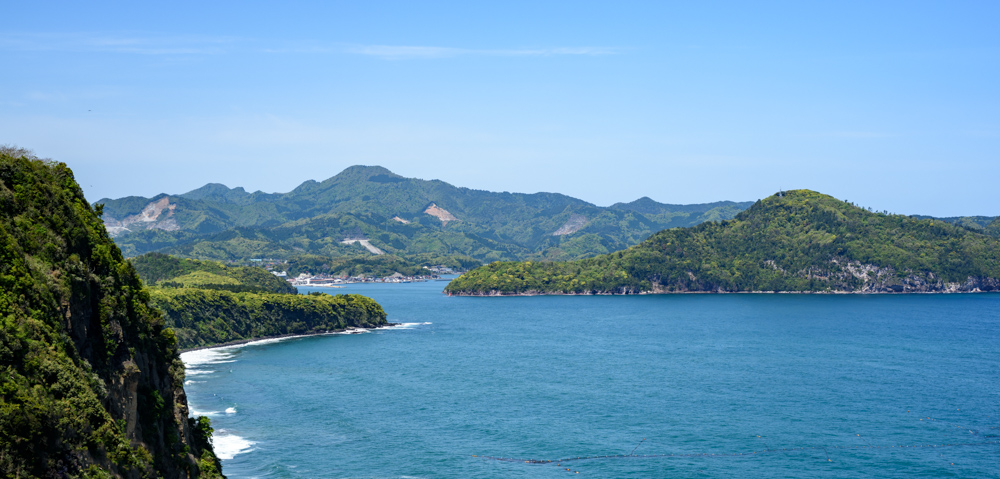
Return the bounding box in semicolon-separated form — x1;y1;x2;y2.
185;370;215;376
212;431;255;460
334;327;370;334
181;347;238;368
235;336;299;347
188;407;219;417
225;407;237;415
395;322;433;329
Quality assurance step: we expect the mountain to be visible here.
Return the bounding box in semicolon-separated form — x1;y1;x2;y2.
96;166;753;262
445;190;1000;295
0;152;222;477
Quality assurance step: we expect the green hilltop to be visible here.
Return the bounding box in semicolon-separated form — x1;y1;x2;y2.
97;165;753;263
131;252;296;294
445;190;1000;295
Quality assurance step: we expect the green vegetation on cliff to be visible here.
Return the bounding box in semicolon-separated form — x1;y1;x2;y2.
446;190;1000;295
0;148;222;478
131;252;296;294
149;290;387;350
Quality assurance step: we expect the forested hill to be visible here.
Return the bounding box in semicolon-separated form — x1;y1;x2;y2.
0;151;222;477
445;190;1000;295
97;165;752;262
131;252;296;293
126;252;389;350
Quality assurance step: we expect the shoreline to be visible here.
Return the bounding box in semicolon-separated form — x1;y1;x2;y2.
179;322;401;354
447;290;1000;297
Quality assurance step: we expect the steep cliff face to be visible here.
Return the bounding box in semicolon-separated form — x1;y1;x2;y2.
0;151;222;477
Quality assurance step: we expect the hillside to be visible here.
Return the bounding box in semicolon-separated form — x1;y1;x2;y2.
97;166;753;262
128;253;389;350
446;190;1000;295
131;252;296;294
0;150;222;477
912;214;999;237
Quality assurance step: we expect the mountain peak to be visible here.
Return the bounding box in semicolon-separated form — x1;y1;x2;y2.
327;165;401;182
181;182;232;199
180;182;255;204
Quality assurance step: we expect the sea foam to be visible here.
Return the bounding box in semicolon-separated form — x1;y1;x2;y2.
395;322;433;329
212;431;254;460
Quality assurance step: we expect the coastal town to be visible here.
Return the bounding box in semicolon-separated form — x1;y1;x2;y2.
273;265;457;287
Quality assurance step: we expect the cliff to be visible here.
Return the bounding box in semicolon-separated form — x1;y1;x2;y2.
0;150;222;477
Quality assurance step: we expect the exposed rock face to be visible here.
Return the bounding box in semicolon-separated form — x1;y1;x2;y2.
648;260;1000;294
424;203;458;225
552;214;588;235
104;197;180;237
340;239;385;255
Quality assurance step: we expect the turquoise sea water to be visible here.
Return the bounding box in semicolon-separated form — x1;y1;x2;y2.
182;281;1000;478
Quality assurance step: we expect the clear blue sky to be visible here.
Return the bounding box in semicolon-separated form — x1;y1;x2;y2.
2;1;998;216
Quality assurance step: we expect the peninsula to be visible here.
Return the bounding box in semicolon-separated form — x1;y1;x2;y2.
445;190;1000;295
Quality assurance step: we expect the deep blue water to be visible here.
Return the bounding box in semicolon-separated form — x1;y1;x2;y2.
182;281;1000;478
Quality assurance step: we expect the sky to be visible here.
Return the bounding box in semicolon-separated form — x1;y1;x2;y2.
2;1;998;216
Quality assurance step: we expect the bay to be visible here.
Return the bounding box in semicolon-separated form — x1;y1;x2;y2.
182;281;1000;478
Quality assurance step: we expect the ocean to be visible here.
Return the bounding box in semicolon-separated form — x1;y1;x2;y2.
181;280;1000;478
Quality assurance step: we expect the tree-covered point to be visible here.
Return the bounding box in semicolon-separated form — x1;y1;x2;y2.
446;190;1000;295
283;253;480;278
149;289;387;349
0;148;222;478
131;252;296;294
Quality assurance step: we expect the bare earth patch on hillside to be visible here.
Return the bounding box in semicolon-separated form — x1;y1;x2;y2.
424;203;458;225
341;239;385;255
102;197;179;236
553;214;588;235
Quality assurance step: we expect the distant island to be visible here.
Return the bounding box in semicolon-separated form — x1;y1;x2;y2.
446;190;1000;295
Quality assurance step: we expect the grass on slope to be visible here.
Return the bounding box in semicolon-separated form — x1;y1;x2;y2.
131;252;295;293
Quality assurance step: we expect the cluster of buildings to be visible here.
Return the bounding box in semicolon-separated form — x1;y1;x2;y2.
278;271;443;287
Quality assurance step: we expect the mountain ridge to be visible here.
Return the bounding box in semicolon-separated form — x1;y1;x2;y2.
97;165;754;262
